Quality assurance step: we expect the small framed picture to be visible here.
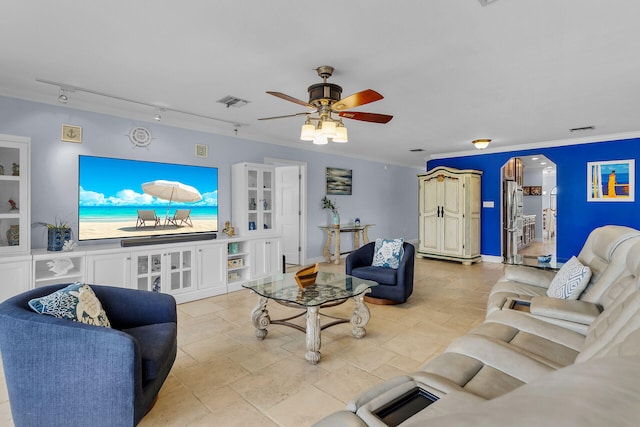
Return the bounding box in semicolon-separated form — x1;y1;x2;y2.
326;167;352;195
61;124;82;143
587;159;635;202
195;144;208;158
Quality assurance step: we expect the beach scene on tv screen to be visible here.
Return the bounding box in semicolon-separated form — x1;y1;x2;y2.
79;156;218;240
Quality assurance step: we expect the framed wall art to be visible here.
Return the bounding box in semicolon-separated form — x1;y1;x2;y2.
587;159;635;202
61;124;82;143
326;167;352;195
523;186;542;196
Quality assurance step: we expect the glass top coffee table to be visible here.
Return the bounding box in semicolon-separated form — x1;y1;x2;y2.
242;271;378;364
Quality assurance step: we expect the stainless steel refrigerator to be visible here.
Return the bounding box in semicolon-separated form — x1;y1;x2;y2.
503;180;523;263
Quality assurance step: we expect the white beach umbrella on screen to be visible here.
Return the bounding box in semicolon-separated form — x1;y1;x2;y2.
141;180;202;218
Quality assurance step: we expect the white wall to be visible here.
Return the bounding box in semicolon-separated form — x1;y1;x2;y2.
0;96;419;259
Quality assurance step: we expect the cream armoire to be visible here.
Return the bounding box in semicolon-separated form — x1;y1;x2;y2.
418;166;482;265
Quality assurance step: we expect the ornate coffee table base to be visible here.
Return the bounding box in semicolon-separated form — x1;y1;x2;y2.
249;292;371;364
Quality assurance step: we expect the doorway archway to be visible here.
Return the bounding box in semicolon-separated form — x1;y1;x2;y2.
501;155;556;263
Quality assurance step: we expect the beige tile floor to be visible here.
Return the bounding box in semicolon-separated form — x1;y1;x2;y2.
519;238;556;257
0;257;506;426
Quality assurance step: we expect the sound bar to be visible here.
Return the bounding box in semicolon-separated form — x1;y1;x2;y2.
120;233;217;247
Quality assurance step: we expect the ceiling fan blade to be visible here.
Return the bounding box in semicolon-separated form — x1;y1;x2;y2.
266;91;314;108
339;111;393;124
332;89;383;111
258;112;310;121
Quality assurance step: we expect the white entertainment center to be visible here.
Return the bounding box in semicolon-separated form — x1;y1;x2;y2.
0;135;282;304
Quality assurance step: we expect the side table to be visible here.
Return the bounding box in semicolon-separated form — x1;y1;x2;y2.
319;224;373;264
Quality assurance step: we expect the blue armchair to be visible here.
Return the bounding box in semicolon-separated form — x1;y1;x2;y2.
346;241;415;304
0;284;177;427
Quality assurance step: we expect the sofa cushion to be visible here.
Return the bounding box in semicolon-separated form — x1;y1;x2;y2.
123;322;177;382
372;238;404;269
28;282;111;327
546;256;592;299
350;266;397;286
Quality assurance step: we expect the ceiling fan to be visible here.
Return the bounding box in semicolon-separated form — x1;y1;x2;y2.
259;66;393;144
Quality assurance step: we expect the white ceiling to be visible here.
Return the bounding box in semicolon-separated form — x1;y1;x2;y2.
2;0;640;168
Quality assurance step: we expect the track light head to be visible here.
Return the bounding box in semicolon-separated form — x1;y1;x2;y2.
58;89;68;104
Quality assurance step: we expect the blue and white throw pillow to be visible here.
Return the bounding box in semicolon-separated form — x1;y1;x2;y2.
28;282;111;327
546;256;592;299
372;238;405;269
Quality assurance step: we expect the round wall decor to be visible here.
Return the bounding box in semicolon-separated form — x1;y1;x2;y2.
129;126;152;147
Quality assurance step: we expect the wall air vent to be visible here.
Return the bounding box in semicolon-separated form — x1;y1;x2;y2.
409;148;425;152
217;96;250;108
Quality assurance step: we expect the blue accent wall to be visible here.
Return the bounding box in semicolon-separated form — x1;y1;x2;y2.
428;138;640;261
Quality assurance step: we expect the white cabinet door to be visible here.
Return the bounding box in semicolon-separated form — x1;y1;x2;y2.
197;243;226;294
86;252;131;288
0;256;31;301
165;248;195;295
251;238;281;279
232;163;276;236
441;176;463;256
132;249;164;292
131;246;196;295
0;136;30;255
419;175;440;253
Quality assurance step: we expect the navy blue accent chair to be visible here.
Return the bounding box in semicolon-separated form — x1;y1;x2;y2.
346;241;415;304
0;284;177;427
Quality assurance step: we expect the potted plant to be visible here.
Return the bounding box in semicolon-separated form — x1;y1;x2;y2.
35;218;73;251
321;196;340;225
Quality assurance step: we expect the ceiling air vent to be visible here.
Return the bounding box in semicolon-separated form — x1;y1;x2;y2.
569;126;595;132
217;96;250;108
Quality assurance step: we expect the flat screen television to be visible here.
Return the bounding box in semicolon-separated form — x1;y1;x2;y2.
78;155;218;242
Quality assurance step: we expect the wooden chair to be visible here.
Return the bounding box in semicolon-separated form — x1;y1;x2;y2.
136;210;160;228
166;209;193;227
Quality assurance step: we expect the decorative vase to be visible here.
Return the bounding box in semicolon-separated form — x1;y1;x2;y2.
152;277;161;293
332;212;340;225
6;225;19;246
47;228;71;252
229;242;239;254
249;198;257;210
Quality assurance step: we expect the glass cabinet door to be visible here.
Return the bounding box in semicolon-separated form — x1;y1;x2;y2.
232;163;276;236
0;138;29;255
168;249;193;293
261;169;273;231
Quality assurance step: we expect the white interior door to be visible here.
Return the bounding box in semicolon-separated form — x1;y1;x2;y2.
276;165;301;265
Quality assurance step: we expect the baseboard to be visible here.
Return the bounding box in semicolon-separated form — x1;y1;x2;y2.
481;255;503;264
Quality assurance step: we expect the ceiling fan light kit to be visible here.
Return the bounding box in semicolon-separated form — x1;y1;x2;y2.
333;122;348;143
300;119;316;141
260;65;393;145
313;135;329;145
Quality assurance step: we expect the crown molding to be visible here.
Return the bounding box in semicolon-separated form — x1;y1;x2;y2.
429;131;640;160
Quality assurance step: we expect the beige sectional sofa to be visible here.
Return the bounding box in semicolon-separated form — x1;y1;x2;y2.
314;228;640;426
487;225;640;333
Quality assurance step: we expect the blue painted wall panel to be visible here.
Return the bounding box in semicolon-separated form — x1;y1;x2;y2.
428;139;640;261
